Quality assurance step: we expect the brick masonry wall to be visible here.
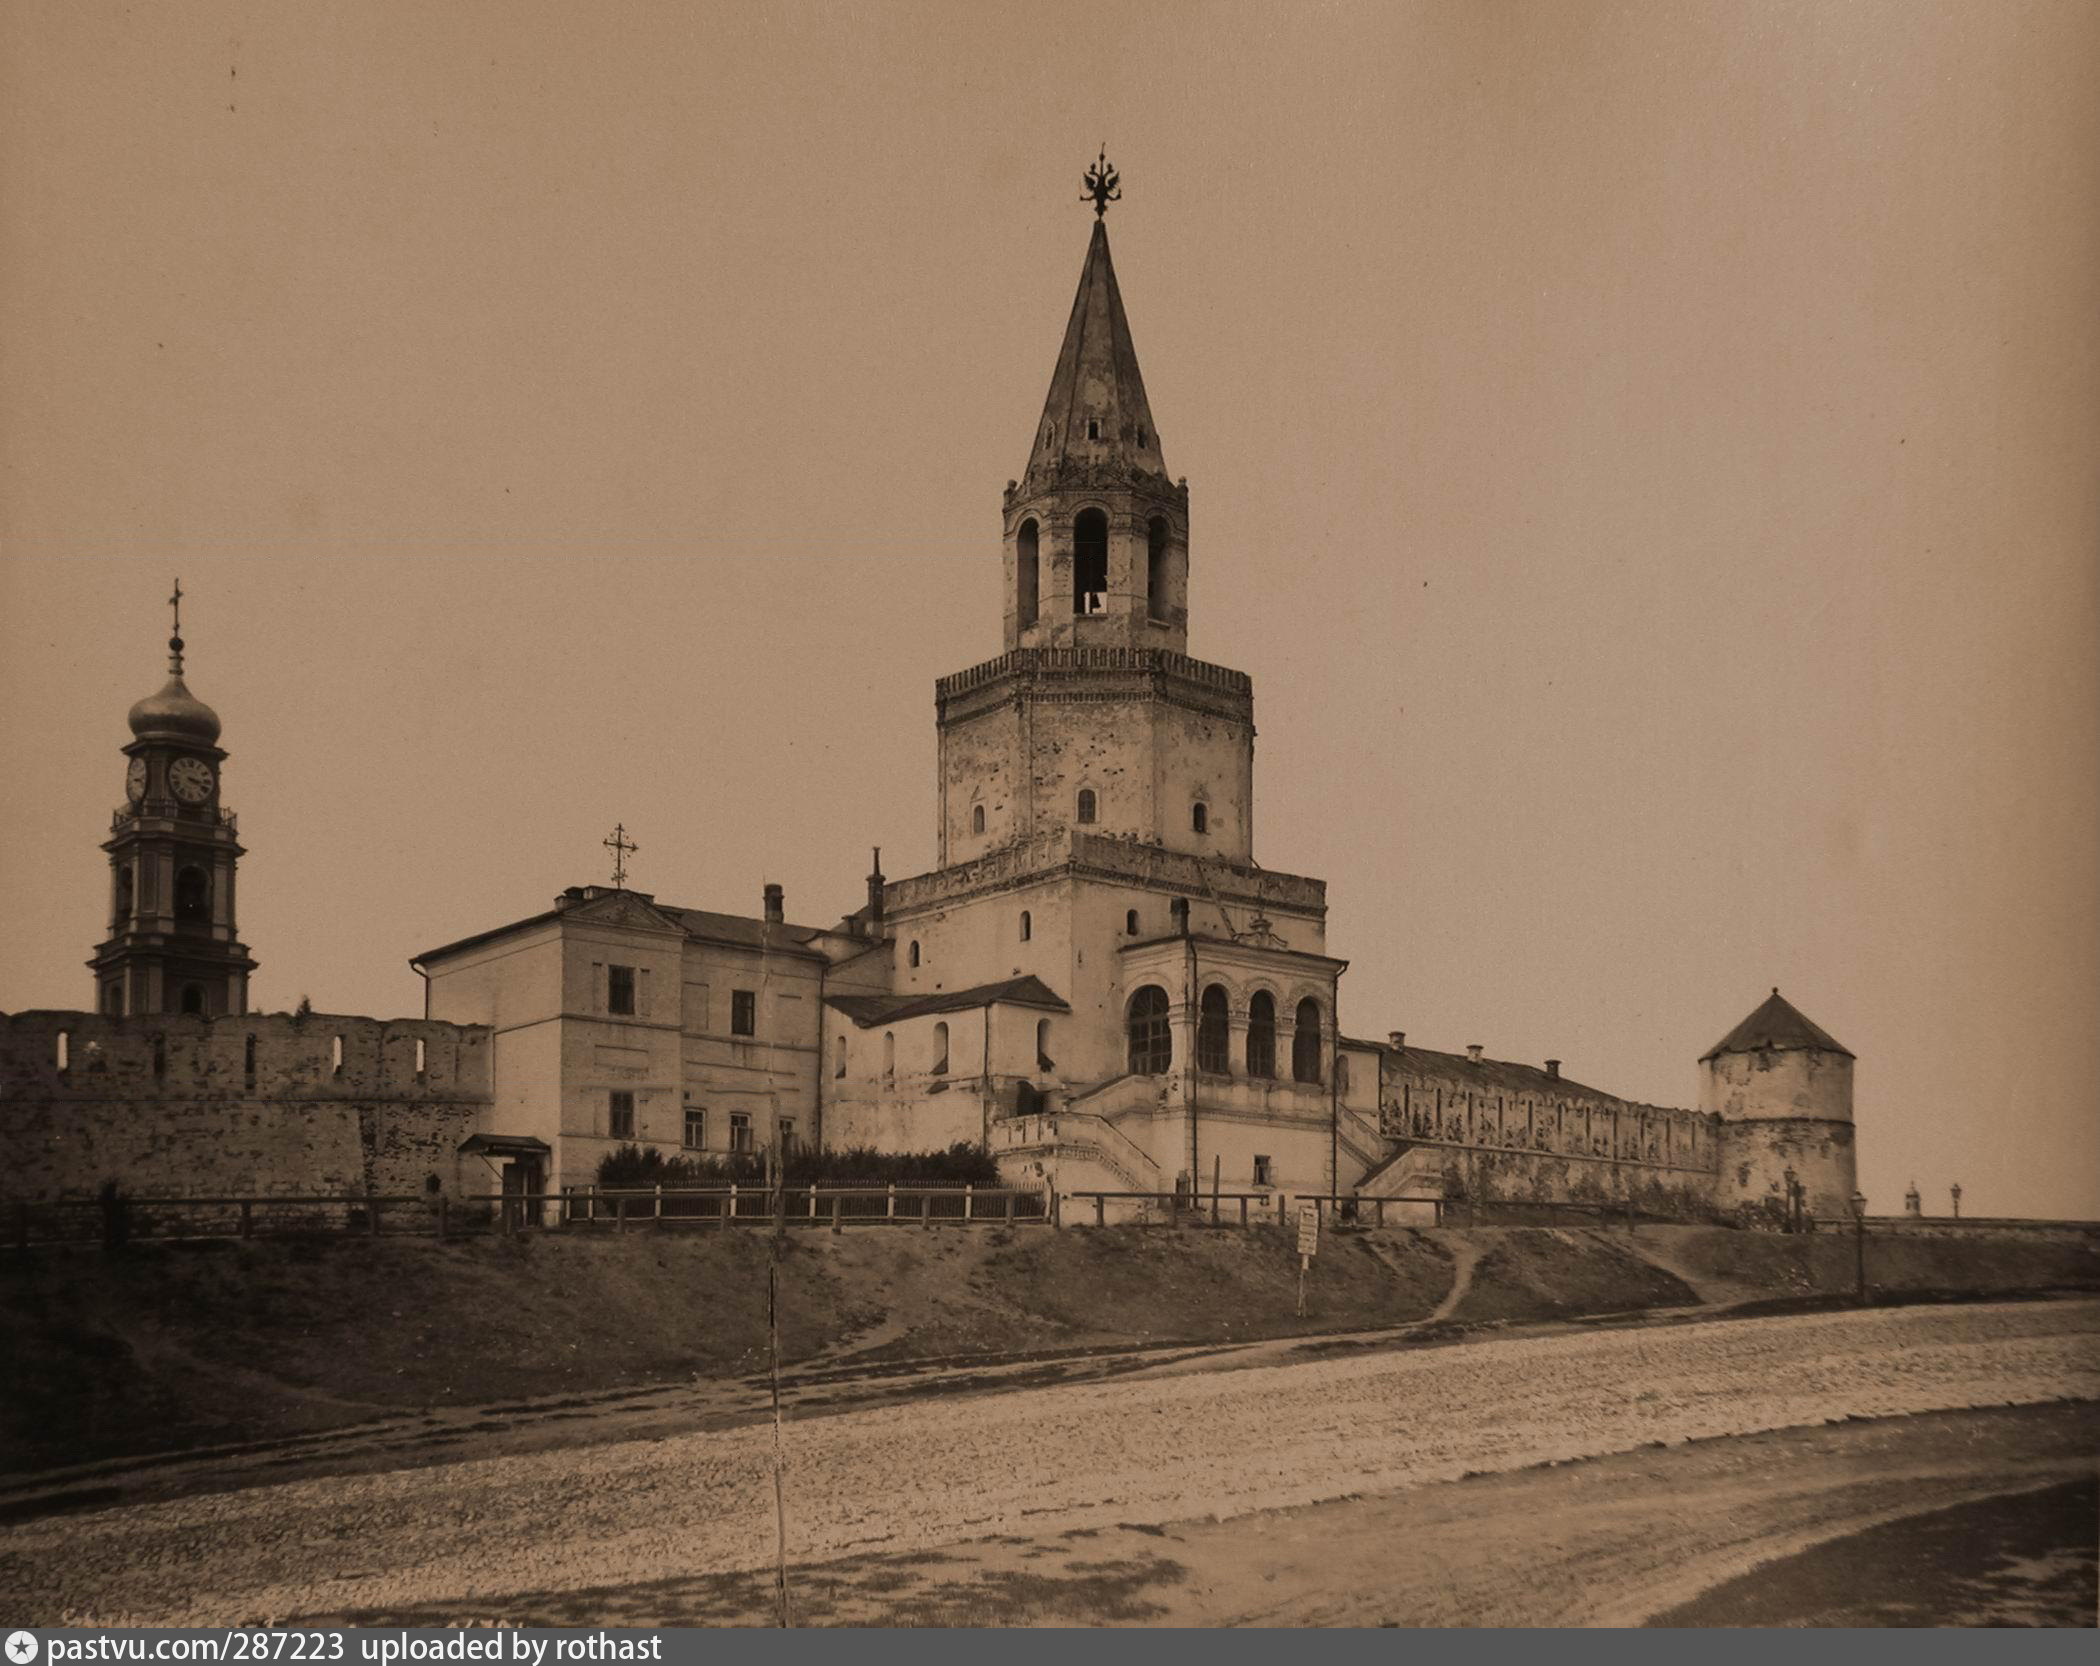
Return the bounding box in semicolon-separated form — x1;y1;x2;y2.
0;1010;493;1201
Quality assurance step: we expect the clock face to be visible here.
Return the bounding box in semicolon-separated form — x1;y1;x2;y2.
167;756;215;805
125;758;148;804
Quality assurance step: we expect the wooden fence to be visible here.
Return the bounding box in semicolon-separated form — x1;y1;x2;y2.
5;1183;1051;1248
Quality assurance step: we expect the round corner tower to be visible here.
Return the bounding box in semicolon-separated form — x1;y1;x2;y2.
1700;988;1856;1218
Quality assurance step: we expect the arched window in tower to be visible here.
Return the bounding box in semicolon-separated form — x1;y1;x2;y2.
834;1033;847;1078
1019;910;1032;942
1036;1018;1055;1072
114;866;134;928
931;1021;949;1076
1192;802;1209;835
1293;997;1325;1085
1076;788;1097;824
1197;984;1231;1075
1146;517;1169;622
174;865;210;926
883;1031;896;1088
1073;508;1108;614
1016;519;1040;629
1247;991;1277;1079
908;940;921;968
971;804;986;835
1127;985;1172;1075
1125;908;1139;935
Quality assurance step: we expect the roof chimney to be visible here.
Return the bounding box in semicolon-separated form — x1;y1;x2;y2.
1387;1030;1405;1052
1467;1044;1484;1065
1544;1059;1560;1079
866;847;886;935
763;883;784;924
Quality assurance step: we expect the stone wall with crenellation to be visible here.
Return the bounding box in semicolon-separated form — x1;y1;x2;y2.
0;1010;493;1202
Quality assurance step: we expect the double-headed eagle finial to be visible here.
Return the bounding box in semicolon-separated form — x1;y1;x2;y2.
1083;147;1120;218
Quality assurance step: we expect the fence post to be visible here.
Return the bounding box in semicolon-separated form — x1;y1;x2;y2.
502;1192;516;1236
1095;1194;1106;1228
965;1182;974;1223
1376;1198;1386;1230
887;1183;896;1221
728;1182;738;1227
922;1189;932;1229
616;1195;628;1234
1239;1195;1248;1228
808;1186;818;1222
654;1183;663;1225
239;1199;253;1239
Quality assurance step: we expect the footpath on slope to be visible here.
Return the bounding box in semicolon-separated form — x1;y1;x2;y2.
3;1221;2094;1482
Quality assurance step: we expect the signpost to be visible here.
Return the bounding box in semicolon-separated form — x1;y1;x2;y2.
1296;1200;1320;1317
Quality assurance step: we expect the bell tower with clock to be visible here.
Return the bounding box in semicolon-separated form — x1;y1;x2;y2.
89;584;257;1017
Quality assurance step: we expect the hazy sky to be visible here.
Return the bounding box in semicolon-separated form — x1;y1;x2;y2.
3;1;2095;1217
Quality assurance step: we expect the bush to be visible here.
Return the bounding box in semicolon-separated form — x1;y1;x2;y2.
595;1141;1000;1191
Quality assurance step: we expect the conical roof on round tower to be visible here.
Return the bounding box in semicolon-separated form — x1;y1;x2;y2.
1700;988;1853;1062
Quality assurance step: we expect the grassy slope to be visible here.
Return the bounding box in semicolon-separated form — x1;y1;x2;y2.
2;1223;2093;1476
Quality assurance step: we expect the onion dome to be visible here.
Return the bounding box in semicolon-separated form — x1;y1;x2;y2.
127;627;222;745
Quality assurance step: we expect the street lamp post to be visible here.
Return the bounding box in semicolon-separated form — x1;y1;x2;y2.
1950;1182;1962;1220
1851;1189;1868;1304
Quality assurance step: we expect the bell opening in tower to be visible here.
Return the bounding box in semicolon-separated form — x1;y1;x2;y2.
1017;518;1039;628
1073;508;1108;615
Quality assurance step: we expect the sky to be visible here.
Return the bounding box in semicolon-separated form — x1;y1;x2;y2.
2;1;2095;1217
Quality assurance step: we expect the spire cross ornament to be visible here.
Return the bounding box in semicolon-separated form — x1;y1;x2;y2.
1082;147;1120;218
168;577;186;672
604;823;638;890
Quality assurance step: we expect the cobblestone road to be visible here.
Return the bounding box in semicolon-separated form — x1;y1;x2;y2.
8;1298;2097;1625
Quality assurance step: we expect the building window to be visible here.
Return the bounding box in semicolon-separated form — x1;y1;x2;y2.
1087;417;1100;441
779;1119;797;1156
1192;802;1209;835
1125;908;1139;935
932;1021;949;1076
330;1034;343;1074
1147;517;1168;622
684;1106;706;1149
729;1112;753;1154
114;867;134;926
909;940;921;968
1019;910;1031;942
1127;985;1172;1075
972;804;986;835
731;990;756;1036
609;1090;635;1140
883;1030;896;1087
1247;991;1276;1079
1253;1154;1273;1187
1293;997;1324;1085
1073;508;1108;614
1197;984;1231;1075
1077;788;1097;824
1017;518;1039;629
834;1034;847;1078
1036;1018;1055;1073
608;964;636;1015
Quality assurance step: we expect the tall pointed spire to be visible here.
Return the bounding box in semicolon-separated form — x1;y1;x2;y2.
1024;205;1167;488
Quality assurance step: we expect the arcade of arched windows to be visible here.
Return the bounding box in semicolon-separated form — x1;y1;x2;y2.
1377;1079;1712;1170
1126;980;1332;1083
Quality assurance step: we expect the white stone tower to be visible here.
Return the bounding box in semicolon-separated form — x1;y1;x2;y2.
1700;988;1856;1218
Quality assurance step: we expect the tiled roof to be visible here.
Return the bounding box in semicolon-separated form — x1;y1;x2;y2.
825;975;1070;1029
1700;989;1853;1061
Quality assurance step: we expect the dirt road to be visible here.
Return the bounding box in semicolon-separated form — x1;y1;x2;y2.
6;1297;2096;1626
